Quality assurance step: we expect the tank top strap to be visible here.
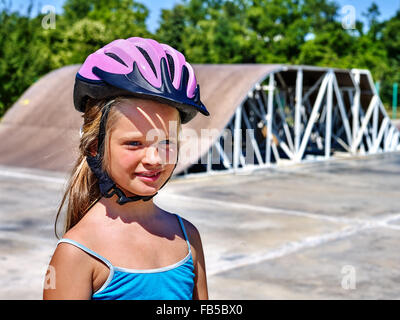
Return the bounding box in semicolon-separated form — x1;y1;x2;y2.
57;238;113;269
175;214;192;255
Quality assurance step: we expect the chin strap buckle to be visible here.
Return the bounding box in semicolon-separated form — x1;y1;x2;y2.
103;184;157;205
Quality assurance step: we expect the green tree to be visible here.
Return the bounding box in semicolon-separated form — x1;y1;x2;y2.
0;0;152;118
380;9;400;105
381;10;400;63
63;0;92;22
156;4;187;53
53;0;152;67
362;2;383;41
0;4;55;117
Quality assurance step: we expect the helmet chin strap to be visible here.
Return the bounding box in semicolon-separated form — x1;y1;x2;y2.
86;100;179;206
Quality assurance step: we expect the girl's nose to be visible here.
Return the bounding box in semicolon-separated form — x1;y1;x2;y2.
142;145;163;166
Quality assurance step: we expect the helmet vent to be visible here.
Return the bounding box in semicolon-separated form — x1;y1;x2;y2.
135;46;157;78
166;53;175;82
104;52;128;67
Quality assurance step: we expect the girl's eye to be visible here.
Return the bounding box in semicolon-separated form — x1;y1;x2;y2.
127;141;141;147
159;140;177;147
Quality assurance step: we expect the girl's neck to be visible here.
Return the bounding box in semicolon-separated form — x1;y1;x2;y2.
98;195;161;224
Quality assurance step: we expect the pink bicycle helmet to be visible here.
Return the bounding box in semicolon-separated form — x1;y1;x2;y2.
74;37;209;124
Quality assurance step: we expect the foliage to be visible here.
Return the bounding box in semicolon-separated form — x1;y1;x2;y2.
0;0;399;117
0;0;151;117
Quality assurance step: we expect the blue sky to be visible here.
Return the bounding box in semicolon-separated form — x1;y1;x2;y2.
6;0;400;33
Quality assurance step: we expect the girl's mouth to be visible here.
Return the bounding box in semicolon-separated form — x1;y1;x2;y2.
135;171;161;182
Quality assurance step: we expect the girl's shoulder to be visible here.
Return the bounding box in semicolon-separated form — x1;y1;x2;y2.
51;224;97;279
57;201;107;253
177;215;200;240
60;206;108;250
56;222;97;260
175;215;204;258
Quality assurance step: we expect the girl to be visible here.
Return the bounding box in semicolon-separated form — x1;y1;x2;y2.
43;37;210;300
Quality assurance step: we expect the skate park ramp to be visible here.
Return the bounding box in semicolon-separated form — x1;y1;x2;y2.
0;64;281;173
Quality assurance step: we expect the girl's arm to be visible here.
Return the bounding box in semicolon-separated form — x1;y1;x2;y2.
184;219;209;300
43;243;93;300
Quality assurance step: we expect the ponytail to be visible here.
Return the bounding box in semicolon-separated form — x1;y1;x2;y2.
54;154;100;238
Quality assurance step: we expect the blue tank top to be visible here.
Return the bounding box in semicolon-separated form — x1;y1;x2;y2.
57;214;195;300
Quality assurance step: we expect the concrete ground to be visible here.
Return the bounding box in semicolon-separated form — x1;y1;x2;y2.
0;152;399;300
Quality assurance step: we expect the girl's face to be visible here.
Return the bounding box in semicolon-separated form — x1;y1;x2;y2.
106;98;180;196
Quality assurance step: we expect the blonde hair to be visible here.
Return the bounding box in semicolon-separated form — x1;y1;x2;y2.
54;97;182;238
